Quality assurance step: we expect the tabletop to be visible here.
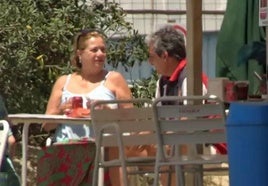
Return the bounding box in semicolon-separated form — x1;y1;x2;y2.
8;113;91;125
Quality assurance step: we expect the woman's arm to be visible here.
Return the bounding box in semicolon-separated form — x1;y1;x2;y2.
105;71;133;108
42;75;67;132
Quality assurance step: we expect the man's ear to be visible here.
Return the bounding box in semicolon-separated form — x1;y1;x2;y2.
162;51;168;61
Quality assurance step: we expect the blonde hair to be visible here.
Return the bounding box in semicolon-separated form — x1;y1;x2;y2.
70;29;107;69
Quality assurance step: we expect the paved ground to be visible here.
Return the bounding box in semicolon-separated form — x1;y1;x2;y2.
204;172;229;186
13;144;39;186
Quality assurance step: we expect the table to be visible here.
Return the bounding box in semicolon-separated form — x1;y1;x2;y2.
8;114;92;186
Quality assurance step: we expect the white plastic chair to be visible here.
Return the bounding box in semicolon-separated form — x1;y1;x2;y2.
152;95;228;186
0;120;10;169
91;98;158;186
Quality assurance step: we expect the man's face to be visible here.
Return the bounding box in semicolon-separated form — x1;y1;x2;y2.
148;44;166;75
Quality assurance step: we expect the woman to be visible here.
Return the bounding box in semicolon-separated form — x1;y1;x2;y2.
42;29;132;186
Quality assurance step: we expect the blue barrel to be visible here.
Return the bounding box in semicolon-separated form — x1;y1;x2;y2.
226;101;268;186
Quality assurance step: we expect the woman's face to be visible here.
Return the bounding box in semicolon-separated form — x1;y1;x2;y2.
79;36;106;72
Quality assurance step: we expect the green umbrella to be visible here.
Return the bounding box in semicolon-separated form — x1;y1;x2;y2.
216;0;266;95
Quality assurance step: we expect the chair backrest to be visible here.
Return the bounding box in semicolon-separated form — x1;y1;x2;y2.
91;98;155;147
152;95;226;159
0;120;10;168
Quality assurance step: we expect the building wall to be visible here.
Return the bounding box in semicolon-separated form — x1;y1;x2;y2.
111;0;226;34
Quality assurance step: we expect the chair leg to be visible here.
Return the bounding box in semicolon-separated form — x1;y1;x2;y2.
194;165;203;186
117;151;128;185
167;167;172;186
93;139;102;186
121;166;129;186
153;165;160;186
92;154;100;186
175;165;185;186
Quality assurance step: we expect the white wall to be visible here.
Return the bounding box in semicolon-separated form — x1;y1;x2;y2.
111;0;227;34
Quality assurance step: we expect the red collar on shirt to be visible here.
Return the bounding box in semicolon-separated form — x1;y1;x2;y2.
166;58;208;88
169;59;187;82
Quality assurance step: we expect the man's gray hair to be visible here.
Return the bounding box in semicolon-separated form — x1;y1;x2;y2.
147;25;186;61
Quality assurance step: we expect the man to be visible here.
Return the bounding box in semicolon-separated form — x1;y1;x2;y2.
146;25;209;185
147;25;208;99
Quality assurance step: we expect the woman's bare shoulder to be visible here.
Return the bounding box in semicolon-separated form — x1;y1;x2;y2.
106;71;125;80
53;74;70;88
105;71;129;91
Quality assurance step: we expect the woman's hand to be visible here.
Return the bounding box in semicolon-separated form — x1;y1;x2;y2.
59;98;73;115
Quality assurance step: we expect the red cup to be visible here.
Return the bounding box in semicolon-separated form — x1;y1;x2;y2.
72;96;83;109
225;81;236;102
235;82;249;100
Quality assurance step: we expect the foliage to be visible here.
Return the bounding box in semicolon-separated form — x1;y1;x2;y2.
108;32;149;69
130;72;158;100
0;0;150;114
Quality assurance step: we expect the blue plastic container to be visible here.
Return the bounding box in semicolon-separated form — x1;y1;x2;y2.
226;101;268;186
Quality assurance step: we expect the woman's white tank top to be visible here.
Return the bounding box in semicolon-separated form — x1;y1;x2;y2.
54;72;116;142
